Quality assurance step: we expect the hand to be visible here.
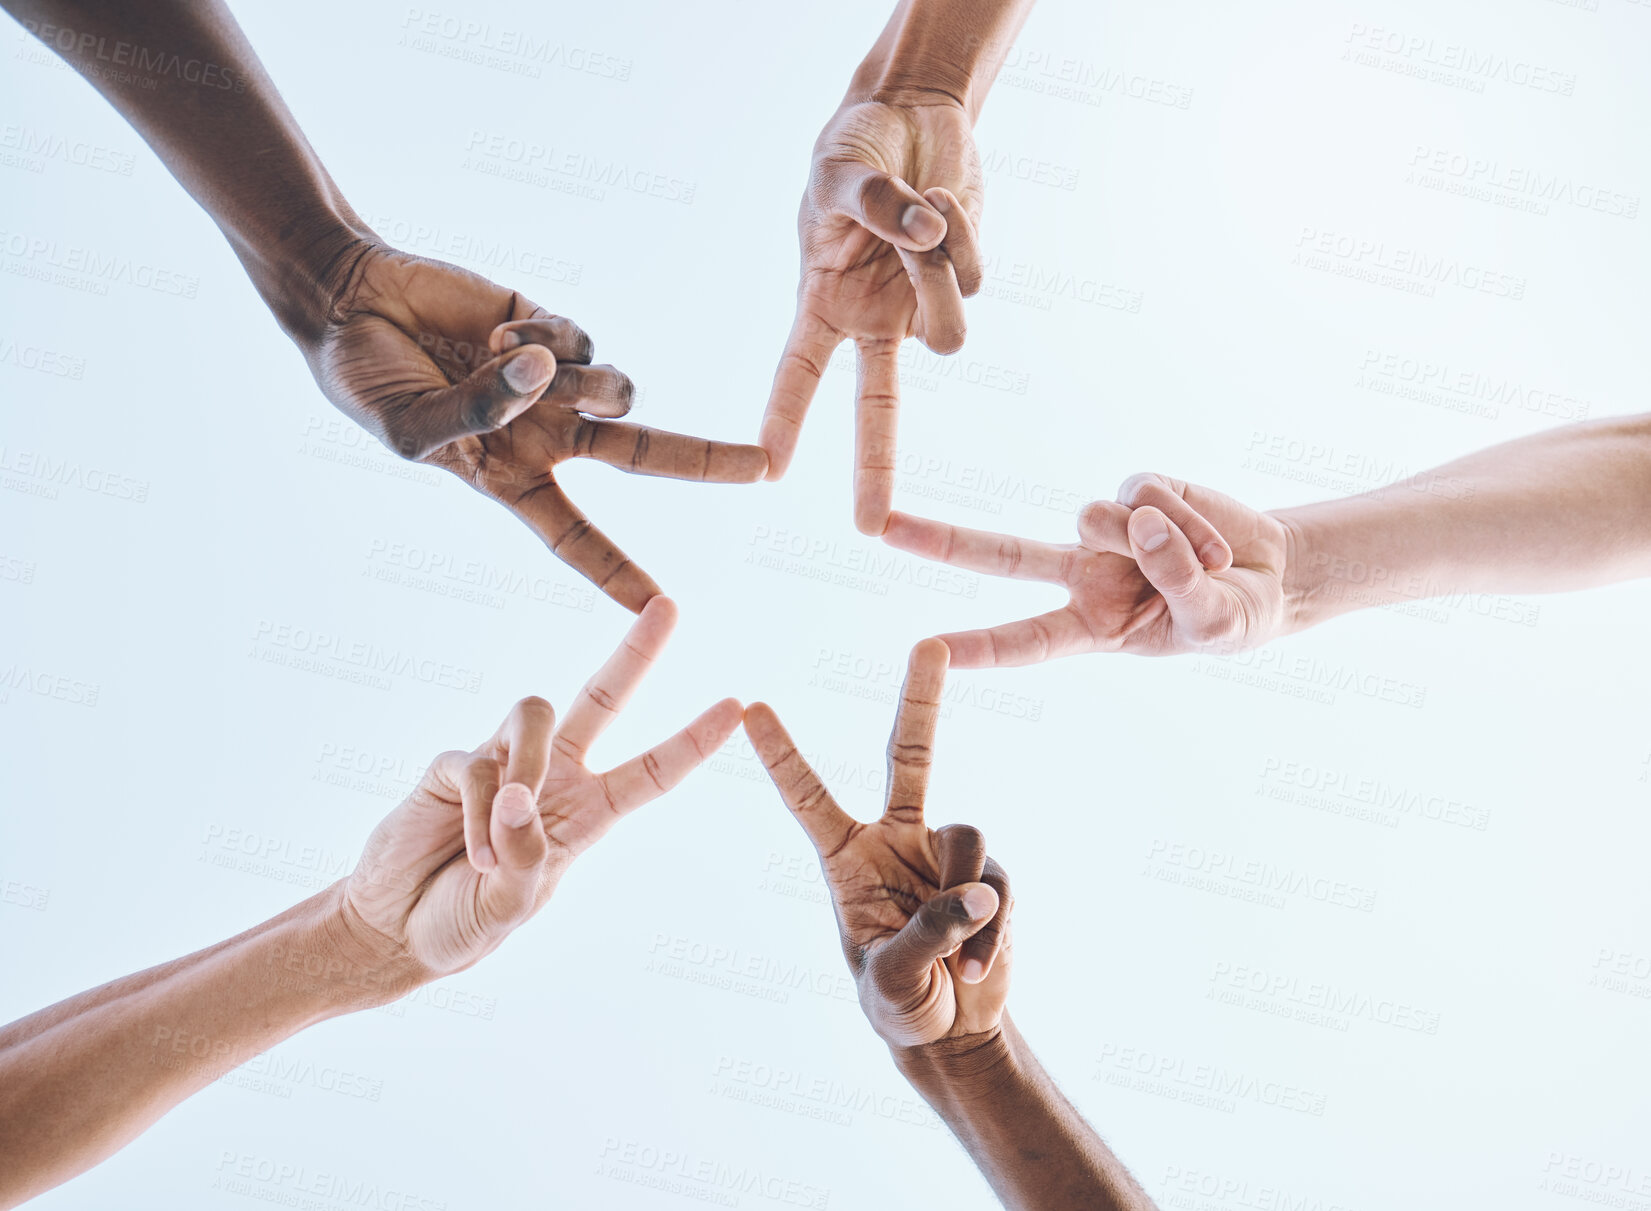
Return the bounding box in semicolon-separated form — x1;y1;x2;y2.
338;597;740;978
761;100;984;535
308;242;769;611
883;472;1296;665
744;639;1014;1048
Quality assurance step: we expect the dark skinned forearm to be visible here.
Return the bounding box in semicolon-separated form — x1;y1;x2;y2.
893;1016;1157;1210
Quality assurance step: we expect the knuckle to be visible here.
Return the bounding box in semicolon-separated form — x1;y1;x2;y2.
515;695;556;724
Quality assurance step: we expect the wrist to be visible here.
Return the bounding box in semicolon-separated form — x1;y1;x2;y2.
228;201;377;349
891;1019;1020;1105
271;883;428;1015
845;3;1025;118
1271;508;1332;636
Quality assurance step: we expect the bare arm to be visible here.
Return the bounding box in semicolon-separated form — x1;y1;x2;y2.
882;414;1651;664
1276;413;1651;630
895;1017;1154;1211
0;887;407;1209
3;0;364;338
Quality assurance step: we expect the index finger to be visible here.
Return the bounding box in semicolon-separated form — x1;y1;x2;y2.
572;419;768;484
508;480;661;613
854;338;901;536
743;703;859;859
883;511;1073;584
761;310;841;482
884;639;949;823
489;694;557;798
555;597;678;762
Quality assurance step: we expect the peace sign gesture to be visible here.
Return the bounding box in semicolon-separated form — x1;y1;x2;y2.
743;639;1014;1047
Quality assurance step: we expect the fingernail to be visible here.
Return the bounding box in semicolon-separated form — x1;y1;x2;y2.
900;203;945;244
501;348;553;394
1133;511;1171;552
960;957;986;984
472;845;497;872
1200;542;1227;568
961;886;996;918
494;783;537;828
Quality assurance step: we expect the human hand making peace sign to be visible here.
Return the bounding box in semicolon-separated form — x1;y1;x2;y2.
744;639;1013;1047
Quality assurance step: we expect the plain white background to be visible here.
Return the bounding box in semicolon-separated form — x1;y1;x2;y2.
2;0;1649;1207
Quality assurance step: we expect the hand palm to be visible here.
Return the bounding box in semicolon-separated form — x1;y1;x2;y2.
310;245;765;610
884;479;1292;666
799;103;982;346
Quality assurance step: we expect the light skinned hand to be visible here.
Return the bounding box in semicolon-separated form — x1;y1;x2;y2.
882;473;1295;665
761;100;984;536
339;597;740;977
311;244;769;611
744;639;1014;1047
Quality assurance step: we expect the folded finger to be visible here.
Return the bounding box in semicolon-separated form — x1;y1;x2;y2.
854;338;901;536
458;754;504;872
1119;473;1231;571
572;419;768;484
896;244;966;355
938;606;1096;668
556;597;678;761
489;314;595;364
884;639;949;823
544;363;634;419
883;511;1071;584
957;855;1012;983
925;187;982;297
489;695;557;801
744;703;858;858
509;481;660;613
761;311;840;482
1076;500;1133;555
599;697;743;812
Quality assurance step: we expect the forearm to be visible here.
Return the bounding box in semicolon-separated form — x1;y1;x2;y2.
3;0;370;339
0;882;417;1209
893;1016;1155;1210
847;0;1037;118
1275;413;1651;633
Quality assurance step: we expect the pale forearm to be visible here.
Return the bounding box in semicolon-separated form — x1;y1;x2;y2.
0;883;414;1209
847;0;1038;118
2;0;370;338
1275;413;1651;633
894;1017;1155;1210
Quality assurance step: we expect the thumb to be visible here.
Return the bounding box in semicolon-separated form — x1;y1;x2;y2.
824;163;946;251
392;345;557;460
478;782;549;928
1127;507;1230;642
870;883;998;997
